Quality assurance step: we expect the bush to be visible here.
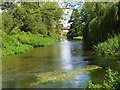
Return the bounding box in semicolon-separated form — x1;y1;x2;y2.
2;31;60;57
94;35;120;55
2;32;33;57
18;31;57;47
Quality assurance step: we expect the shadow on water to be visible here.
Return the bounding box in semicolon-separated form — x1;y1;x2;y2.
86;53;120;84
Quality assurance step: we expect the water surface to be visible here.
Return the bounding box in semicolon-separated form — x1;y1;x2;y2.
3;40;91;88
4;40;120;88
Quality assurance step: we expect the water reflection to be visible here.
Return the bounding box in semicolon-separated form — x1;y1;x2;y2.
60;40;73;71
2;40;90;88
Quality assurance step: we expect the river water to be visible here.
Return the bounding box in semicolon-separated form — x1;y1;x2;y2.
2;40;120;88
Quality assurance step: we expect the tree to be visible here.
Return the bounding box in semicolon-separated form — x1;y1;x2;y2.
2;2;23;34
2;2;63;35
81;2;120;49
67;9;83;39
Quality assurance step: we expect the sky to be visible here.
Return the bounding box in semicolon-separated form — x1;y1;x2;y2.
59;0;84;27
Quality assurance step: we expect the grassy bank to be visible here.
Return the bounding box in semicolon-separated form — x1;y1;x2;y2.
94;35;120;55
2;31;60;57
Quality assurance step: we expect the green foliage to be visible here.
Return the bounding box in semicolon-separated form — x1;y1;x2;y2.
2;2;63;35
2;31;60;57
20;2;63;34
2;32;32;56
49;32;61;41
94;35;120;55
2;3;24;34
88;69;120;89
73;36;83;40
1;2;63;57
67;9;83;39
79;2;120;50
2;11;18;34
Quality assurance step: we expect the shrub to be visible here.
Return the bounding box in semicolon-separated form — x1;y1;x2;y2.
88;69;120;89
2;31;60;57
94;35;120;55
2;32;33;57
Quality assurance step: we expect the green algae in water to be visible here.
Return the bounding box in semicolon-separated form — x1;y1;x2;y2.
30;65;101;86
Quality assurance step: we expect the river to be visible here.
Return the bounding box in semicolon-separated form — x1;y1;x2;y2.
2;40;120;88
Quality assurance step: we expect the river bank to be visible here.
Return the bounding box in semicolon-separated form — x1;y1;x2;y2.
2;31;61;57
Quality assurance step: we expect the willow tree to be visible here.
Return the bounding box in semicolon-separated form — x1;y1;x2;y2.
81;2;120;49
